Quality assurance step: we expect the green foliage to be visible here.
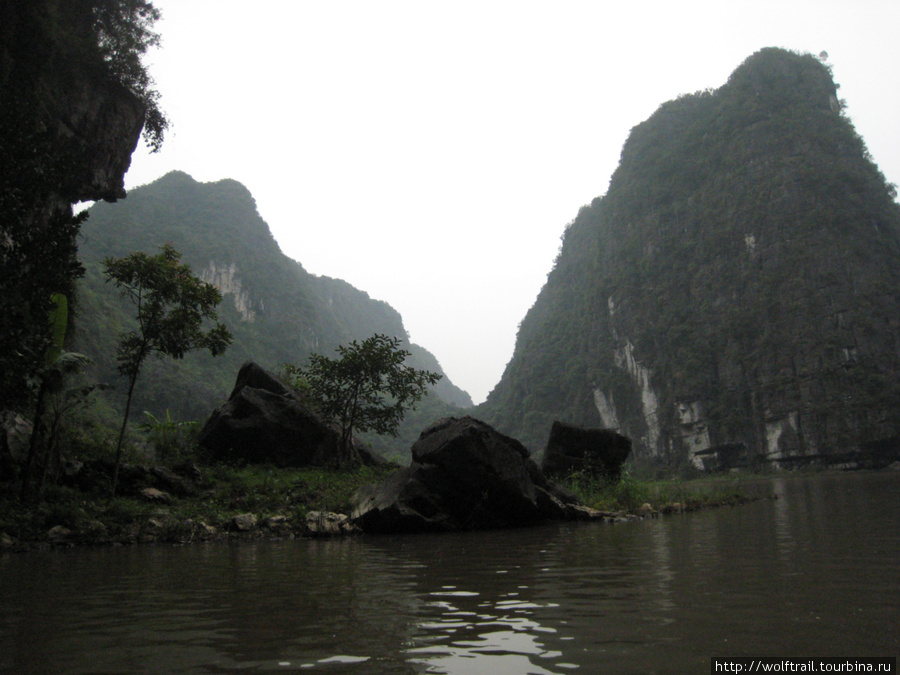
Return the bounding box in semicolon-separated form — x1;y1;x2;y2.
19;289;98;499
73;172;472;463
294;334;442;467
139;410;199;465
481;48;900;464
562;469;748;514
204;464;391;518
104;244;232;494
0;0;166;410
104;244;232;377
86;0;168;150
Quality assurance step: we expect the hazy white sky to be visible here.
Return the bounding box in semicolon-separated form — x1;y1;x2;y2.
123;0;900;404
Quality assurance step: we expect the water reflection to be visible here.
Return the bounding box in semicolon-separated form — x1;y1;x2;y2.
407;582;573;674
1;472;898;673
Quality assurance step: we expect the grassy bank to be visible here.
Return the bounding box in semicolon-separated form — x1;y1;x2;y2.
0;464;396;550
560;469;759;514
0;464;760;551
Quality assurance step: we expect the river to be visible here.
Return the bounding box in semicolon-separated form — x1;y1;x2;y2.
1;471;898;673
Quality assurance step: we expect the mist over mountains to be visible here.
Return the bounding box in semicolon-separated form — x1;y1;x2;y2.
479;48;900;468
75;170;471;461
74;48;900;471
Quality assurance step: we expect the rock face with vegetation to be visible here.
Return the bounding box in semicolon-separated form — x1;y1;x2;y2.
74;171;472;461
351;417;584;533
0;0;152;411
480;48;900;470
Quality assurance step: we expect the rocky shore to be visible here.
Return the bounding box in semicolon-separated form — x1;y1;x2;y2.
0;473;757;554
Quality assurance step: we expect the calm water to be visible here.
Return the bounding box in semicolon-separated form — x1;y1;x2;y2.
1;472;898;673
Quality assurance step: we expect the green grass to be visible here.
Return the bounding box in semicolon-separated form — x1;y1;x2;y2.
0;461;760;549
561;469;752;514
0;464;397;548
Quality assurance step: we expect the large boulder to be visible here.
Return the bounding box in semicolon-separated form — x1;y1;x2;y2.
198;362;388;468
351;417;581;533
541;421;632;480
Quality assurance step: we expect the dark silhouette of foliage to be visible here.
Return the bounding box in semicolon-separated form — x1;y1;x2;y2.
88;0;168;150
0;0;166;413
290;334;441;468
104;244;232;495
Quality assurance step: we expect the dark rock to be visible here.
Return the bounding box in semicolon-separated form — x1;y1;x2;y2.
228;361;295;400
541;421;632;480
352;417;579;534
115;463;155;494
691;442;750;472
199;362;388;468
47;525;73;543
64;459;200;497
200;381;337;467
150;466;197;497
172;461;203;483
0;412;30;481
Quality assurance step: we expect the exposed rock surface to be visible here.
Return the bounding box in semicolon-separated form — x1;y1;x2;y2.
542;421;632;480
231;513;258;532
351;417;584;533
199;361;388;468
305;511;358;537
1;1;147;204
480;48;900;469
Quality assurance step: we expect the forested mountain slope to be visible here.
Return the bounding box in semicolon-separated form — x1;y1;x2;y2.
480;48;900;469
74;171;471;461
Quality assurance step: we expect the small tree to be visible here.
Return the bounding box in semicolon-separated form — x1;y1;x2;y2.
104;244;232;495
297;334;441;469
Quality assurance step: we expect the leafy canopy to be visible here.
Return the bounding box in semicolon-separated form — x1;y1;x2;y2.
88;0;169;150
104;244;232;378
293;334;441;465
104;244;232;494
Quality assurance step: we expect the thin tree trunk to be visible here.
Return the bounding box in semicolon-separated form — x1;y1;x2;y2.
37;413;61;496
19;380;48;501
111;374;138;498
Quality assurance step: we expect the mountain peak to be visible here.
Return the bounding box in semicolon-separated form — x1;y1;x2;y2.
75;173;472;462
481;49;900;467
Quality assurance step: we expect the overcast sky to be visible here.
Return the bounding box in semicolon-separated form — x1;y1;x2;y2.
122;0;900;404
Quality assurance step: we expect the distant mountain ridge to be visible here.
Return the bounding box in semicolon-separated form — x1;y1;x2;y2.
74;171;471;460
479;48;900;469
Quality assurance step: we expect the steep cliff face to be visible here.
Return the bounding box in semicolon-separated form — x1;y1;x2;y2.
1;1;146;204
75;171;472;459
200;262;259;322
0;0;147;408
481;49;900;468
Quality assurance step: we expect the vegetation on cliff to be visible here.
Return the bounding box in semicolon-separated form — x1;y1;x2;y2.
1;0;165;412
480;48;900;467
72;171;470;462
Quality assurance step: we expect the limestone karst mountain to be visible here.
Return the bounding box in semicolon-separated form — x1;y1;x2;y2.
75;171;472;461
479;48;900;470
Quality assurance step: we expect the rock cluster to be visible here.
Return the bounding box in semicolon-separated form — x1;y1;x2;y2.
351;417;590;533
